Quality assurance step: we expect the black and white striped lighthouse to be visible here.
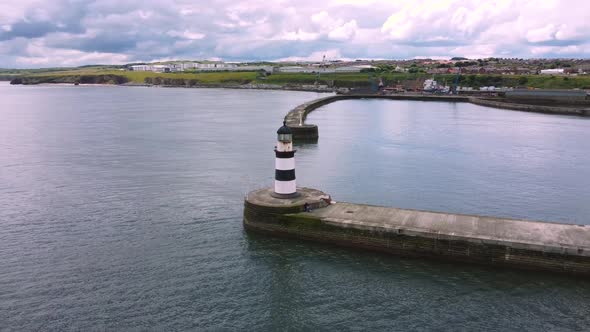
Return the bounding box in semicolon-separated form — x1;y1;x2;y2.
272;121;299;198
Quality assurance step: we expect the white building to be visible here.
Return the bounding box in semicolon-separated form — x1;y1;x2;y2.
479;86;513;91
540;69;565;75
169;64;184;72
128;62;272;73
151;65;171;73
192;63;239;70
278;66;316;73
182;63;198;70
423;79;438;91
234;65;274;72
130;65;152;71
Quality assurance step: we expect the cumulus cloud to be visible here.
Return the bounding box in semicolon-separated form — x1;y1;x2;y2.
310;10;358;41
167;30;206;40
272;29;319;41
381;0;516;45
0;0;589;67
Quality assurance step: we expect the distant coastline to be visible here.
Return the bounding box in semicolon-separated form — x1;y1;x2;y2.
7;66;590;91
5;74;589;117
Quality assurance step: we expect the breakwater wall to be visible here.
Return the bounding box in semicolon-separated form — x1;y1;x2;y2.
469;98;589;116
285;94;589;141
244;187;590;276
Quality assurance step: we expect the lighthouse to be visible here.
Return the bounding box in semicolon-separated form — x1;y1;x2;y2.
272;121;299;198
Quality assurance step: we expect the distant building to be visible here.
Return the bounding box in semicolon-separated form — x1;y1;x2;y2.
169;64;184;72
130;65;151;71
151;65;171;73
234;65;274;72
423;79;438;91
182;63;199;70
540;69;565;75
462;67;487;74
129;62;249;73
278;66;317;73
427;68;450;74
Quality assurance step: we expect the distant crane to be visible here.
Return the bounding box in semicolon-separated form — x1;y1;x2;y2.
368;72;377;92
451;68;461;94
315;54;327;86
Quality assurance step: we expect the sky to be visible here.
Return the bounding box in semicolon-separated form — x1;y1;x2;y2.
0;0;589;68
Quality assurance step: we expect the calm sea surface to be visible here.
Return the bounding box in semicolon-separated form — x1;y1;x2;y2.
1;82;589;330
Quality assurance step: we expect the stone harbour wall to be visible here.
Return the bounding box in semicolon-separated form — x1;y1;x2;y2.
285;94;590;141
244;208;590;276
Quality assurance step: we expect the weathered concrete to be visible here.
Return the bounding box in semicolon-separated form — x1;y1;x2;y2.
244;188;590;276
312;202;590;256
285;94;590;141
469;97;590;116
245;187;330;214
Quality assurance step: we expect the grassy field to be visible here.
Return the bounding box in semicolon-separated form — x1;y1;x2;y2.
5;67;590;89
16;69;258;84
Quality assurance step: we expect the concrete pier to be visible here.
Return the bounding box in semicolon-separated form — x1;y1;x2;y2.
284;94;469;141
244;187;590;276
285;94;590;141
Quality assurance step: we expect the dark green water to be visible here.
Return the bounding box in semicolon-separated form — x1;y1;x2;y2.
1;83;589;330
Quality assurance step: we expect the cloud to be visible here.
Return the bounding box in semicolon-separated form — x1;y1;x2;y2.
310;10;359;41
272;29;320;41
327;19;358;41
0;0;589;68
12;40;130;67
380;0;517;46
167;30;206;40
526;24;585;46
0;0;87;41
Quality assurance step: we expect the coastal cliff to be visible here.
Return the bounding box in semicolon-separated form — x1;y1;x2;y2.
10;74;129;85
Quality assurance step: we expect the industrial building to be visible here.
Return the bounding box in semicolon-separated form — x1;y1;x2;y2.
540;68;565;75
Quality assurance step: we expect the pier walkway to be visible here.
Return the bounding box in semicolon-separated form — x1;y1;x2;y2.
244;187;590;276
309;202;590;256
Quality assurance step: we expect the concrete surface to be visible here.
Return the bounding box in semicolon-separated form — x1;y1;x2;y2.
309;202;590;256
246;187;329;209
244;187;590;275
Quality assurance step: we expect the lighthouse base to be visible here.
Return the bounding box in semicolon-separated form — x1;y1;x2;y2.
244;187;330;215
270;191;301;199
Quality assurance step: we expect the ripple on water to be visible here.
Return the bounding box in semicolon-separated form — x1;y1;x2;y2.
1;84;590;330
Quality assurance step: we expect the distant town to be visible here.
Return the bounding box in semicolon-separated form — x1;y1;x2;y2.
127;57;590;76
129;61;374;74
4;57;590;95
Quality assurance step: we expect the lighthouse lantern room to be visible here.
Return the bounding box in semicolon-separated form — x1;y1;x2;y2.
273;121;299;198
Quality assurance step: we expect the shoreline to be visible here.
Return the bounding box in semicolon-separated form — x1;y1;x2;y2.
6;80;589;117
6;80;339;93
